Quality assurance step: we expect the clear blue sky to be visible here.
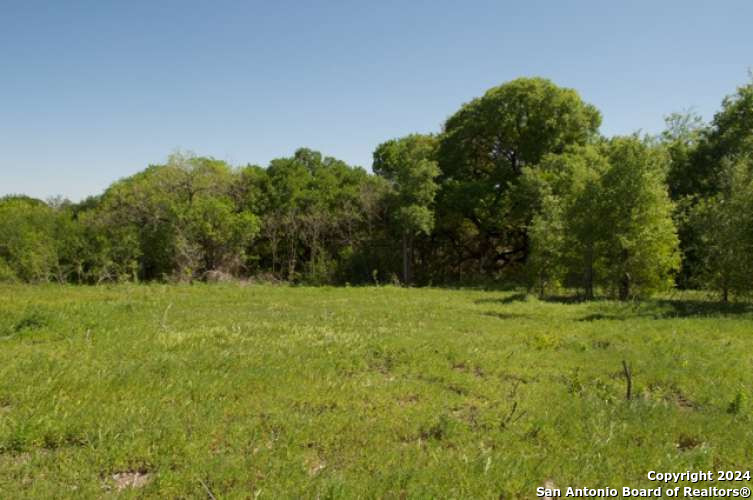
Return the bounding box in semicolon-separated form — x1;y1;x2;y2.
1;0;751;201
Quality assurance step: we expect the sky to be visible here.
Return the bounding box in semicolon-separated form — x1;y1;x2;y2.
1;0;751;201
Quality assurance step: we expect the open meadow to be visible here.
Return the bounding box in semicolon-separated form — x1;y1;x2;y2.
1;284;752;498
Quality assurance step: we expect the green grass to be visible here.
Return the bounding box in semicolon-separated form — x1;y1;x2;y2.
1;284;752;498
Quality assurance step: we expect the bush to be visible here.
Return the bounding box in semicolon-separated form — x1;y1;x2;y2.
0;259;17;283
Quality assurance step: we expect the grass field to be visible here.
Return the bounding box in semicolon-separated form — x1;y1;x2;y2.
1;284;752;498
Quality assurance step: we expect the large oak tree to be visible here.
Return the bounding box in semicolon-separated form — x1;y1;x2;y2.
435;77;601;278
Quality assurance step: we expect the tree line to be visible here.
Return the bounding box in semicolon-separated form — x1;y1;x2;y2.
1;76;752;301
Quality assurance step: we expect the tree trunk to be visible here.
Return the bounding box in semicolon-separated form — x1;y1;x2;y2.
287;236;297;280
584;269;594;300
619;274;630;301
408;234;415;285
618;249;630;301
584;250;594;300
271;240;277;276
402;232;409;286
309;231;317;280
538;270;546;299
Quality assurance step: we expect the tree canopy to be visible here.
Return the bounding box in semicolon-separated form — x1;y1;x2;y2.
434;77;602;279
373;134;440;284
524;138;680;299
2;75;752;301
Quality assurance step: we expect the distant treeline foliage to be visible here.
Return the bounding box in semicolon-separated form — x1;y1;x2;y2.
2;77;752;301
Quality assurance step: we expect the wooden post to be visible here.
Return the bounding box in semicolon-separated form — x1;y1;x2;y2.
622;360;632;400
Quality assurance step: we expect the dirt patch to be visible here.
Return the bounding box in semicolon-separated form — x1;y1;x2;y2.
647;383;699;410
452;362;486;378
0;452;31;467
677;434;703;451
672;392;698;410
111;471;151;491
398;393;420;405
305;453;327;477
451;404;480;428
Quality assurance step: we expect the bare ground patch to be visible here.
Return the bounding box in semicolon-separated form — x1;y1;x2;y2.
111;471;152;491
